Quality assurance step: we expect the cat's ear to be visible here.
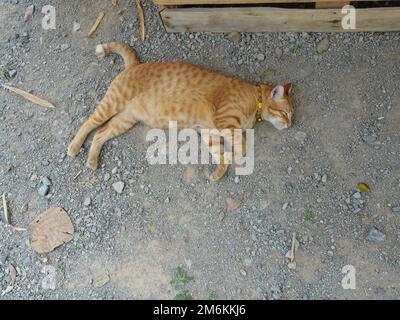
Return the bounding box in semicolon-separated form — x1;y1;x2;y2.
270;85;284;101
284;83;293;95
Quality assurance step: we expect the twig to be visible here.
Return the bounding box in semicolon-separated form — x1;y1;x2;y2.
73;170;82;180
136;0;145;41
87;11;106;38
2;84;55;108
2;192;27;232
2;192;9;224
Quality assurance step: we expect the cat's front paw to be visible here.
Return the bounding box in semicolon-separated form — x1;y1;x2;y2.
86;158;98;171
67;143;80;157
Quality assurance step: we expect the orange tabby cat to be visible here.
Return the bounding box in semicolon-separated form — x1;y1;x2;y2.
68;42;293;181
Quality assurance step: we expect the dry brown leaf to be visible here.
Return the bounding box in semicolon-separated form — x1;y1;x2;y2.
87;11;106;38
226;197;241;213
9;264;16;286
136;0;145;41
30;207;74;253
2;84;55;108
112;0;119;5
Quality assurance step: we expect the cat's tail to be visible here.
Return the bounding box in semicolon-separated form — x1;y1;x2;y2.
95;42;140;68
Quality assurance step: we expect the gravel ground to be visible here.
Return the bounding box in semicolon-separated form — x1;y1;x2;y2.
0;0;399;300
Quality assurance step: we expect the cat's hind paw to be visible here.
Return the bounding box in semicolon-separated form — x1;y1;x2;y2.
86;158;98;171
67;143;80;157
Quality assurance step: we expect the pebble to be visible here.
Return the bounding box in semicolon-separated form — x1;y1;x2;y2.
256;53;265;61
111;167;118;174
41;176;52;186
112;181;125;194
38;184;50;197
0;254;7;265
274;48;283;59
83;197;91;207
321;174;327;183
294;131;307;143
239;269;247;276
367;227;385;242
165;197;170;204
392;207;400;214
225;32;241;43
103;173;111;182
8;69;17;78
316;38;330;54
42;160;50;166
60;44;70;51
234;176;240;184
72;22;80;32
363;134;377;144
353;192;362;199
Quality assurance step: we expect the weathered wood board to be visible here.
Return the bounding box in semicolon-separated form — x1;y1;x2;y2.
160;6;400;32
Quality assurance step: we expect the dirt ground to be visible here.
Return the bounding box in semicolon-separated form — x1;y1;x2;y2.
0;0;399;300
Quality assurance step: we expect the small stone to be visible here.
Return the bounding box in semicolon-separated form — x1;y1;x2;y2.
282;202;289;210
92;273;110;288
111;167;118;174
288;261;296;269
274;48;283;59
239;269;247;276
112;181;125;194
103;173;111;181
321;174;327;183
0;254;7;265
316;38;330;54
392;207;400;214
367;227;385;242
294;131;307;143
41;265;56;290
8;69;17;78
41;176;52;186
225;32;241;43
353;208;361;214
353;192;361;199
83;197;91;207
42;160;50;166
38;184;49;197
234;176;240;184
165;197;170;204
60;43;70;51
363;134;377;144
72;22;80;32
244;258;252;266
256;53;265;61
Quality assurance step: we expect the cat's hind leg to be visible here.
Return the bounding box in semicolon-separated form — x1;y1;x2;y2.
86;110;138;170
68;97;122;157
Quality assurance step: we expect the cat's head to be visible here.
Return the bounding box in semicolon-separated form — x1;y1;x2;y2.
262;84;293;130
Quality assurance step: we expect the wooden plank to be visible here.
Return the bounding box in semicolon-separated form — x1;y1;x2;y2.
161;7;400;32
316;1;349;9
154;0;379;5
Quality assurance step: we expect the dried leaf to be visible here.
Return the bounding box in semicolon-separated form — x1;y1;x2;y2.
2;84;55;108
24;5;35;22
357;183;370;193
87;11;106;38
112;0;119;5
136;0;145;41
92;273;110;288
226;197;241;213
9;264;16;286
30;207;74;253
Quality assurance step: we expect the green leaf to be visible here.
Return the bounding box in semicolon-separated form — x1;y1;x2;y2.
304;212;316;224
170;266;194;289
207;291;217;300
175;291;193;300
357;183;370;193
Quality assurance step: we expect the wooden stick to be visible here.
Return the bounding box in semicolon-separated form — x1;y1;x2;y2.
136;0;145;41
87;11;106;38
2;193;9;225
2;85;55;108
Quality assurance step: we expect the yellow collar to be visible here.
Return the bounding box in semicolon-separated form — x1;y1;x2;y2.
255;85;263;122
